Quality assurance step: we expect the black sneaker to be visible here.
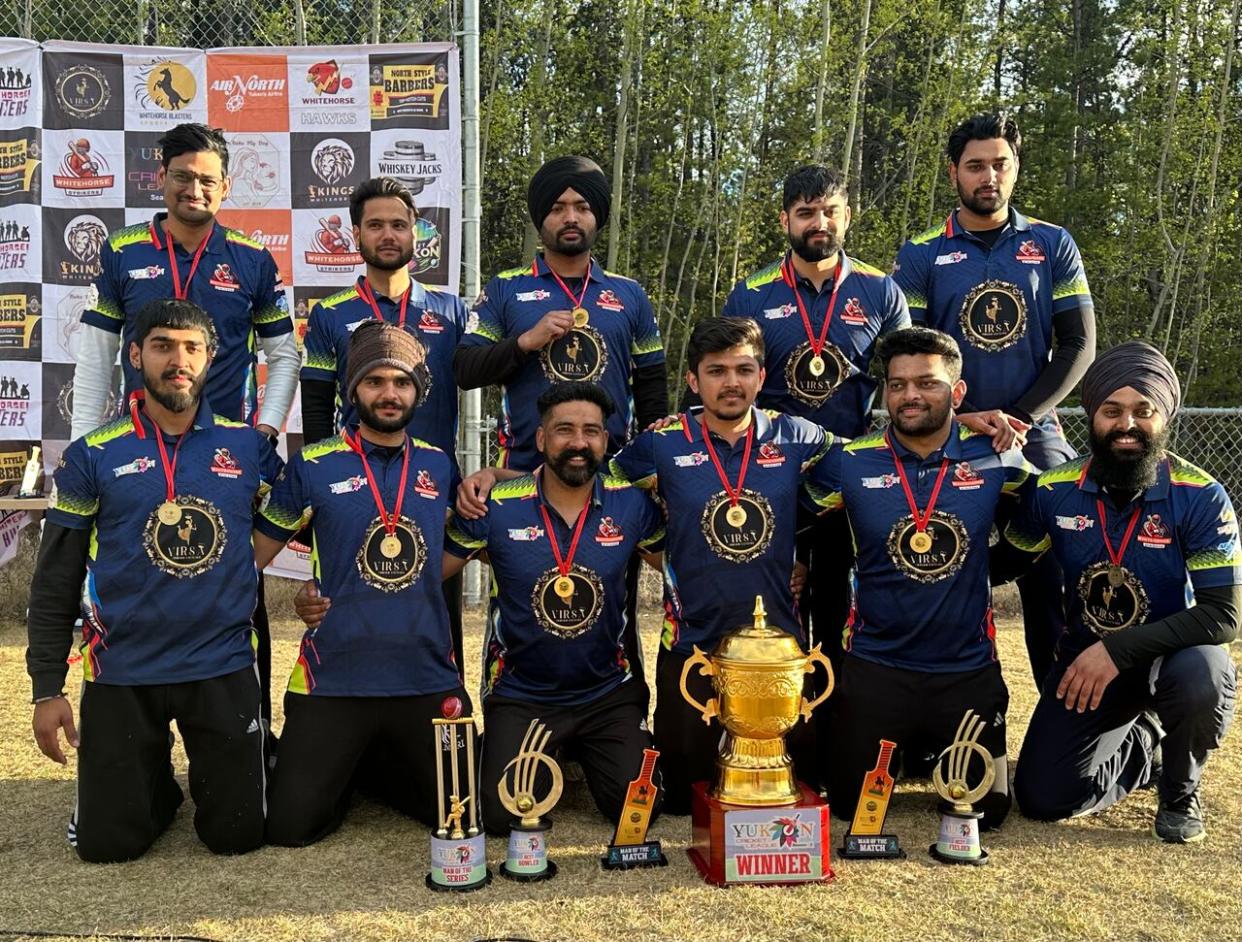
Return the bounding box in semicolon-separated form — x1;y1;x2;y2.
1153;790;1205;844
1136;710;1163;790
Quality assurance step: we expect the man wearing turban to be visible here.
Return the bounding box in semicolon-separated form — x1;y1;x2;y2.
1003;341;1240;843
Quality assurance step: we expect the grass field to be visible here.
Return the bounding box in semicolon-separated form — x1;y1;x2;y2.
1;574;1240;942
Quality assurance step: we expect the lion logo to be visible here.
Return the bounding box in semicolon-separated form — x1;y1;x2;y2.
64;216;108;264
311;139;354;185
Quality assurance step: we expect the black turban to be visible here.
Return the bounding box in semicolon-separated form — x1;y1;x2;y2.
528;155;611;231
1080;340;1181;421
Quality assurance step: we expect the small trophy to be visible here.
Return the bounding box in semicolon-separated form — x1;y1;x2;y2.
601;748;667;870
427;716;490;892
498;719;563;882
839;739;905;859
929;710;996;866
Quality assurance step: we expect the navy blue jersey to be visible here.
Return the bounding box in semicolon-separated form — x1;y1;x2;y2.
300;276;467;457
722;253;910;437
461;255;665;470
82;213;293;424
46;400;282;686
444;471;664;706
806;423;1034;672
1005;454;1242;655
609;407;830;655
893;208;1092;414
255;430;460;697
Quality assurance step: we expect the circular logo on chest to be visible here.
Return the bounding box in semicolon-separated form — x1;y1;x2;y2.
539;325;609;382
356;515;427;592
701;488;776;563
143;495;227;578
784;341;850;406
531;565;605;637
886;511;969;583
1077;561;1150;637
958;280;1028;351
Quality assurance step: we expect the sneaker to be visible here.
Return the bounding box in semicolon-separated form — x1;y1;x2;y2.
1136;710;1163;790
1153;790;1206;844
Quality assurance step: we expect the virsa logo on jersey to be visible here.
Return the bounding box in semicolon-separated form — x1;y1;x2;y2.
0;66;33;119
53;138;115;196
135;60;197;115
60;215;108;281
0;218;31;271
376;140;440;195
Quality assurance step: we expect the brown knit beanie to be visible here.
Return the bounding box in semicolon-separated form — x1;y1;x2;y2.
345;320;429;403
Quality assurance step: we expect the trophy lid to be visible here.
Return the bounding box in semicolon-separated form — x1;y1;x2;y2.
712;596;806;664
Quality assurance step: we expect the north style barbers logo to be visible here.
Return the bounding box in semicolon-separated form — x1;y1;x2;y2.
0;136;40;199
0;291;40;354
369;55;450;129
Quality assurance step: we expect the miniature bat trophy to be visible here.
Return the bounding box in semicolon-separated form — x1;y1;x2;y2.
839;739;905;859
427;716;490;891
498;719;564;881
601;748;667;870
929;710;996;866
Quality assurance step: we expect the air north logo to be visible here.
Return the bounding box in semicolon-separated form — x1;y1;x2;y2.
207;55;289;132
595;516;624;544
1016;240;1046;264
53;138;114;195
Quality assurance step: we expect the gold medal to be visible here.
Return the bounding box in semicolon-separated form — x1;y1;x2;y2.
1107;565;1126;587
381;534;402;559
572;306;590;328
554;575;575;600
726;504;748;528
157;500;182;526
808;354;826;377
910;530;933;554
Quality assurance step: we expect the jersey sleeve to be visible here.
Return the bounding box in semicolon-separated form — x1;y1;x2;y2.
80;239;125;334
300;302;337;382
635;491;666;554
45;440;100;530
1002;480;1052;556
1051;229;1092;315
629;286;665;367
720;281;747;319
255;454;312;541
892;240;930;324
256;434;284;497
802;439;845;513
250;250;294;338
608;430;659;490
459;276;506;347
1183;483;1242;592
448;292;469;343
1002;451;1037;499
444;509;489;559
881;274;913;332
790;416;831;471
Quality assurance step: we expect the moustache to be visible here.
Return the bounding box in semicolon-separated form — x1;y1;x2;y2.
1107;428;1150;446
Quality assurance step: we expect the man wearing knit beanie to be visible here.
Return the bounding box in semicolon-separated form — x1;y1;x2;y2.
1002;341;1240;843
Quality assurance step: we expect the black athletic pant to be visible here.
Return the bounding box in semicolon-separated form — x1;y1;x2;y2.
829;655;1011;830
266;684;472;846
479;681;657;835
655;646;819;815
73;666;266;863
255;573;272;725
443;569;465;680
621;554;650;710
1015;644;1236;820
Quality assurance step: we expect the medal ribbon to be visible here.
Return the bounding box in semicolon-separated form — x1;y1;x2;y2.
700;418;755;509
781;254;844;358
356;277;412;328
545;258;592;312
1094;498;1143;570
885;431;951;534
147;410;191;504
345;430;411;537
164;226;212;301
537;481;593;579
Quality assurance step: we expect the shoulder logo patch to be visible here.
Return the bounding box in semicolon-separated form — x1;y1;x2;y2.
596;289;624;312
210;448;243;478
507;526;544;542
1016;240;1046;264
1055;514;1094;532
595;515;624;544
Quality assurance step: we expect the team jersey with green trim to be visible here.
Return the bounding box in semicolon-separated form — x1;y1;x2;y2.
255;429;461;697
300;276;468;456
444;471;664;706
1004;453;1242;655
45;398;282;686
805;421;1034;672
82;213;293;424
722;252;910;437
460;255;665;470
609;406;831;655
893;207;1092;415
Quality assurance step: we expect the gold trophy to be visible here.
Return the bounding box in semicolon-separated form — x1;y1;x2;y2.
679;596;834;805
929;710;996;865
839;739;905;859
497;719;563;881
427;716;490;891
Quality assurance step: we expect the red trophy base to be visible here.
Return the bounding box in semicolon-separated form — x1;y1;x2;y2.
688;781;834;886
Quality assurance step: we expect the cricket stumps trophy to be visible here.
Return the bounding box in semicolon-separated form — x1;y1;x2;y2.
427;715;490;891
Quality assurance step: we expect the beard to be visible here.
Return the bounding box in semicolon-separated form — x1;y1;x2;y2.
1088;426;1168;492
545;446;600;487
542;222;597;257
890;399;952;437
144;365;207;413
355;396;416;434
956;177;1008;217
360;240;414;272
788;226;841;264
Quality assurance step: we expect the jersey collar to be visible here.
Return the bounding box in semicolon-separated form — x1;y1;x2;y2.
1076;455;1171;502
944;206;1031;241
532;253;606;283
683;405;773;445
535;465;605;511
148;212;224;255
783;251;854;291
887;418;965;462
355;274;428;305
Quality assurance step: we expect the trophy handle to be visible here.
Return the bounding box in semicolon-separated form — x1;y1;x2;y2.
679;646;718;724
799;644;836;722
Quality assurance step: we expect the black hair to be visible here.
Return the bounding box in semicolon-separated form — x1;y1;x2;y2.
157;123;230;174
947;113;1022;165
537;381;616;422
687;317;765;373
349;177;418;227
876;327;962;382
782;165;848;211
130;298;218;353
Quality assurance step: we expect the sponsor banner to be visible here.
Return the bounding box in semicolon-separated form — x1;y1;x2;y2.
369;128;455;204
206;53;290;133
286;53;369;130
42;128;125;208
0;129;42;206
0;283;42;361
41;44;125;131
0;360;42;440
0;39;40;131
40;361;75;441
222;130;290;210
122;130;168;208
123;49;208;129
0;203;40;281
368;49;454;130
292;206;363;285
290;131;370;210
215;207;295;287
42;206;124;286
0;508;32;571
40;283;94;364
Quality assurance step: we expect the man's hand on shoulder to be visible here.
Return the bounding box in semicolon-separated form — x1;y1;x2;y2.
956;409;1030;453
456;468;500;519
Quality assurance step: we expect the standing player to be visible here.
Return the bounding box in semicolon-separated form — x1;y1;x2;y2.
254;322;470;845
893;113;1096;684
722;164;910;666
28;299;280;862
1006;343;1239;843
299;176;470;673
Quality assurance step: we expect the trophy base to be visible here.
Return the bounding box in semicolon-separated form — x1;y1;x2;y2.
425;870;492;892
500;820;557;882
427;833;491;891
929;803;989;866
601;841;668;870
839;833;906;859
688;781;833;886
928;843;989;866
499;859;558;882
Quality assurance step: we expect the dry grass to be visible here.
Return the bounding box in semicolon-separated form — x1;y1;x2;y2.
1;572;1240;942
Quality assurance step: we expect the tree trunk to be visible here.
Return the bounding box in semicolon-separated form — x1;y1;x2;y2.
840;0;872;176
607;0;640;270
522;2;557;261
812;0;832;161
